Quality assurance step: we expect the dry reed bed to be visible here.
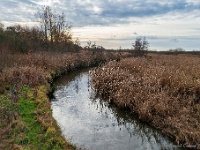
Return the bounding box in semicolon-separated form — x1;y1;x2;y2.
0;50;120;93
0;50;122;149
91;54;200;147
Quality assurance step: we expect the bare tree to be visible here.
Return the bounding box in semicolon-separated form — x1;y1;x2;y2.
132;37;149;51
37;6;51;43
91;41;97;49
56;13;70;33
86;40;92;49
132;37;149;56
37;5;72;50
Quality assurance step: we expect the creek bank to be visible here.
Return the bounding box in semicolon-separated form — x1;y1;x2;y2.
51;70;186;150
0;51;123;149
91;54;200;149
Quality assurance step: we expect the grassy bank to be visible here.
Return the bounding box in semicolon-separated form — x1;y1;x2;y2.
0;50;127;149
0;86;75;150
91;54;200;148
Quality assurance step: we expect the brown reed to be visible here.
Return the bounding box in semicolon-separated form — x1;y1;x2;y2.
0;49;126;149
91;54;200;147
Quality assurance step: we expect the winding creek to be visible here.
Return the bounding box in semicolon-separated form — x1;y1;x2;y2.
51;69;185;150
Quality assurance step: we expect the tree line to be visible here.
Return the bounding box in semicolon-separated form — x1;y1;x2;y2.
0;5;81;53
0;5;150;55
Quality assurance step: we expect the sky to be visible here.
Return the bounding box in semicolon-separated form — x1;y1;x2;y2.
1;0;200;51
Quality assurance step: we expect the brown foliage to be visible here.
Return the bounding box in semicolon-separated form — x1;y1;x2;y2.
91;54;200;147
0;50;121;93
0;49;121;149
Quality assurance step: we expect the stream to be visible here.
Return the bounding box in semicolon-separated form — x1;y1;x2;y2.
51;69;185;150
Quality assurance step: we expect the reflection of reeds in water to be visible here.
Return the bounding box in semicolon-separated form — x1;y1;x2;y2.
89;93;173;149
91;54;200;148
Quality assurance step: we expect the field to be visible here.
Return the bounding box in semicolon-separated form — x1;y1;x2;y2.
91;54;200;148
0;49;124;149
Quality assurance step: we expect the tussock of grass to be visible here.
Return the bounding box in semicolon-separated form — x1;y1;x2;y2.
91;54;200;147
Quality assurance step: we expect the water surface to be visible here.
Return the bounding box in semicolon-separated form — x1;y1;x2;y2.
51;69;184;150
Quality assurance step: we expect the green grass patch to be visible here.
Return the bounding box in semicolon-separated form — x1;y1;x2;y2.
12;86;76;150
17;96;44;149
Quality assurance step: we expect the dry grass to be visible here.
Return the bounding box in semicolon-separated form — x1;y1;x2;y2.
0;49;125;149
0;50;122;93
91;54;200;147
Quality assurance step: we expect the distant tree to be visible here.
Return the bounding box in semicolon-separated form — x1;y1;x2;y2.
132;37;149;51
2;24;45;53
85;41;100;50
132;37;149;56
73;38;81;52
86;40;92;49
169;48;185;52
37;6;51;44
36;5;72;50
3;25;28;53
0;7;74;53
97;46;105;50
28;27;45;51
91;41;97;49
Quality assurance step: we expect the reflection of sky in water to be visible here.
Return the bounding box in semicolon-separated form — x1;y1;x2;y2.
51;70;184;150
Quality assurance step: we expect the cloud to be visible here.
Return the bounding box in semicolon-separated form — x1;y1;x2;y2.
1;0;200;50
57;0;200;26
170;38;179;43
0;0;37;24
1;0;200;27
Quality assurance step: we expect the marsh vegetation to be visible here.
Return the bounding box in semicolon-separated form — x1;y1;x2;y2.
52;69;185;150
0;45;122;149
1;3;200;149
91;54;200;148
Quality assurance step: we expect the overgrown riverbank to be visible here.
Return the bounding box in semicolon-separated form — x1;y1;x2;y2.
91;54;200;149
0;50;127;149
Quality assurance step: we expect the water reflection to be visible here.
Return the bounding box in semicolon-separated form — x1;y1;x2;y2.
90;95;165;147
51;69;186;150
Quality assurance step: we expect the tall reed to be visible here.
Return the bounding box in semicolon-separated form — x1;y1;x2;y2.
91;54;200;147
0;50;125;149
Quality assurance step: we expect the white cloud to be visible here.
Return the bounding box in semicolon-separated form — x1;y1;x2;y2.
1;0;200;50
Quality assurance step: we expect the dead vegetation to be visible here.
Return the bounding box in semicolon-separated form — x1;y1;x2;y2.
91;54;200;148
0;49;125;149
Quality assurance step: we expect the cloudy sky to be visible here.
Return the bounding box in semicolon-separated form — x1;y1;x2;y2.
1;0;200;50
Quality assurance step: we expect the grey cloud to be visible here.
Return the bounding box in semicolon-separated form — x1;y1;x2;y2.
0;0;37;23
110;1;196;17
57;0;200;26
1;0;200;27
170;38;179;43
